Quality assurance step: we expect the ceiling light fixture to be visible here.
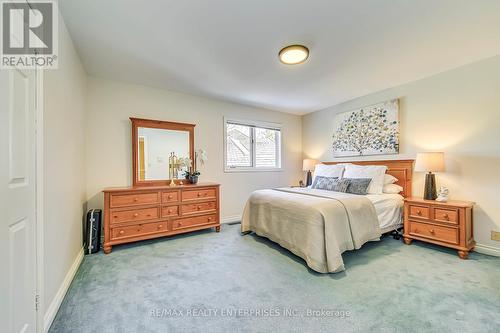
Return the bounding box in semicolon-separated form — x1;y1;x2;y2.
279;45;309;65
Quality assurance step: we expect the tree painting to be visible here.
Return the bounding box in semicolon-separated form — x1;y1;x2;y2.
332;99;399;157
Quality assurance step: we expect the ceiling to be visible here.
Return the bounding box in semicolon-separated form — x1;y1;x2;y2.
59;0;500;115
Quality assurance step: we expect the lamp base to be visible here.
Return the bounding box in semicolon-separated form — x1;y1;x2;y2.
423;172;437;200
306;171;312;187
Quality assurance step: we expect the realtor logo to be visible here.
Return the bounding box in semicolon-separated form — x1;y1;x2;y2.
1;0;58;69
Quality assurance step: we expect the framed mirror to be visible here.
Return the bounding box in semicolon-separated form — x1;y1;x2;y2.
131;117;195;186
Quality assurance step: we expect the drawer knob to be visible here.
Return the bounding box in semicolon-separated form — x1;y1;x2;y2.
158;225;163;229
133;213;139;217
168;195;173;199
147;214;151;217
208;217;212;221
416;210;421;215
178;222;183;226
197;205;201;210
443;214;449;220
119;230;125;234
429;229;435;234
114;215;118;219
197;192;202;197
168;209;172;213
134;198;138;202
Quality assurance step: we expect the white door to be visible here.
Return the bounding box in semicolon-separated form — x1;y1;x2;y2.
0;66;38;332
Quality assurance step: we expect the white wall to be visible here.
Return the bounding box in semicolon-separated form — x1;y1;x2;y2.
85;77;302;220
302;55;500;250
43;12;87;321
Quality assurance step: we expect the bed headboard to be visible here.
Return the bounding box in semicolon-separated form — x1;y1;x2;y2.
322;159;414;198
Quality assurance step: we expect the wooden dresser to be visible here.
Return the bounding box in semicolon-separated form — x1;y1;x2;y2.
102;182;220;253
403;197;475;259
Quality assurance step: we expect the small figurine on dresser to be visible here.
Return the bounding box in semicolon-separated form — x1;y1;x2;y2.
436;186;449;202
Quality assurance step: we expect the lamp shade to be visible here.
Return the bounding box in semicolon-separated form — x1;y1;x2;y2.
414;152;445;172
303;159;318;171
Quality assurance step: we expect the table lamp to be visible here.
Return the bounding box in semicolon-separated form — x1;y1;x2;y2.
303;159;318;187
415;152;445;200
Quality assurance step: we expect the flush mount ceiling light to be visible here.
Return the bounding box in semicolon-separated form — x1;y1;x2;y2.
279;45;309;65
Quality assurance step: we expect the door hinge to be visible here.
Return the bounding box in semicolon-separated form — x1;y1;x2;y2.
35;294;40;311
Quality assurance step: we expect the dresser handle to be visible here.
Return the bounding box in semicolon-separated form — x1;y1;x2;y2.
416;210;421;215
178;222;183;226
133;213;139;217
114;215;118;219
197;192;202;197
158;225;163;229
168;195;173;199
197;205;201;210
208;217;212;221
146;214;151;217
443;214;449;220
168;209;172;214
429;229;435;234
134;198;138;202
119;230;125;234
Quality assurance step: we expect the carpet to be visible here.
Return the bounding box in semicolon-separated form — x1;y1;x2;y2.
49;224;500;333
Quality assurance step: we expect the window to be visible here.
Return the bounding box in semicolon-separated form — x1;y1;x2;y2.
224;118;282;171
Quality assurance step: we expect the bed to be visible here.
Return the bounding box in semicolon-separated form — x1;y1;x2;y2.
241;159;414;273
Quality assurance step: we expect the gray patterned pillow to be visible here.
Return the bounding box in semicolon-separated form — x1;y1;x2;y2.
312;176;350;192
344;178;372;195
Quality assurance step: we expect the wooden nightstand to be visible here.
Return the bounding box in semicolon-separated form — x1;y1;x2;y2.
403;197;475;259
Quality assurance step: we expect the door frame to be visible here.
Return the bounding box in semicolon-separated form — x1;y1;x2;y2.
35;67;45;333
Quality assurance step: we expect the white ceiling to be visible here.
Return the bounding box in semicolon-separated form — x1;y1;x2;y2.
59;0;500;115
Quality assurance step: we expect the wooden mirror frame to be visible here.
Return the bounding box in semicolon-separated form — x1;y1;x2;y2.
131;117;195;187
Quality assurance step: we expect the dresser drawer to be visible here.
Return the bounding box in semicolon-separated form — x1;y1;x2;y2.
181;201;216;215
111;220;168;240
111;207;159;224
173;214;217;230
110;192;159;208
182;188;216;201
162;191;179;203
409;205;430;220
409;221;458;244
434;208;458;224
162;205;179;217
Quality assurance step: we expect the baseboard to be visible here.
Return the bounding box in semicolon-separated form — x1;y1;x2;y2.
473;243;500;257
44;247;84;333
221;215;241;224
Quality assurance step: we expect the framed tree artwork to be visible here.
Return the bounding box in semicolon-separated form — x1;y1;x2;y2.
332;99;399;157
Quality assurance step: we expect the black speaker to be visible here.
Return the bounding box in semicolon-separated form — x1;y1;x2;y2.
84;209;102;254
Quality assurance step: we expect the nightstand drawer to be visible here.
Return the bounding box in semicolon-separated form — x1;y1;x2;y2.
434;208;458;224
409;205;430;220
409;221;458;245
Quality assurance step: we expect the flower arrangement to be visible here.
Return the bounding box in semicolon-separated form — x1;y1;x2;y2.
184;149;207;184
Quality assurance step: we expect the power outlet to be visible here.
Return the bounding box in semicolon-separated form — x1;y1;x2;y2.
491;231;500;241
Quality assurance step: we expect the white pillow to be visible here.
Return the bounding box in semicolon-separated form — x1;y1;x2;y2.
383;183;404;194
384;174;398;185
343;164;387;194
312;164;345;184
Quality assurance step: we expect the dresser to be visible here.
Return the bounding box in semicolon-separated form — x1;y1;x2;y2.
403;197;475;259
102;183;220;253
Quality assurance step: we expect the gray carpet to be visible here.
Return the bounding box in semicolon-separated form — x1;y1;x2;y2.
49;224;500;333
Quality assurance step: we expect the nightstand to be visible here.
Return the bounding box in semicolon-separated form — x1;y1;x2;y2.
403;197;475;259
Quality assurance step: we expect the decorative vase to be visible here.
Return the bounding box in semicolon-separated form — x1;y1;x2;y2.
189;175;199;184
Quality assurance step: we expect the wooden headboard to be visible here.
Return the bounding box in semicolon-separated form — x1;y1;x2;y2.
322;159;414;198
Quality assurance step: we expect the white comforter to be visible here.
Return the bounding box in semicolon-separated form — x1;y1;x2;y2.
241;188;381;273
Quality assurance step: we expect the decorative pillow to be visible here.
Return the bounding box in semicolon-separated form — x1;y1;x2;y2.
344;178;372;195
384;174;398;185
383;183;404;194
312;164;345;184
343;164;387;194
312;176;350;192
